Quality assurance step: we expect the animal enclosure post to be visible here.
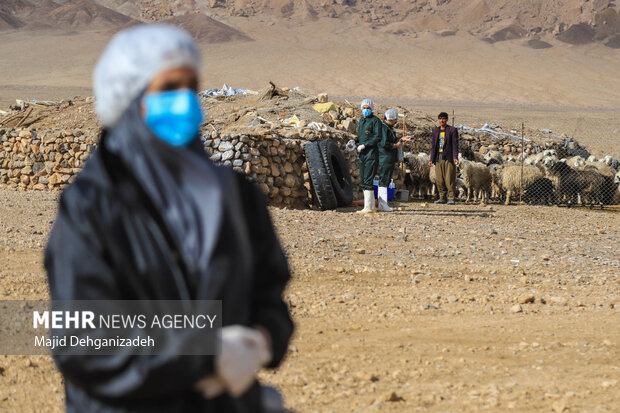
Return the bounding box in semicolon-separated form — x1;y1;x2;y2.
520;122;524;204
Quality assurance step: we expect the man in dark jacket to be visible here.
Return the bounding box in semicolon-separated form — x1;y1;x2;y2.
45;24;293;412
429;112;459;204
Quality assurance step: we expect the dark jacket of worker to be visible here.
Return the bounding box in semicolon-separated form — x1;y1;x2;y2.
355;114;382;190
429;125;459;164
378;121;399;187
44;97;294;413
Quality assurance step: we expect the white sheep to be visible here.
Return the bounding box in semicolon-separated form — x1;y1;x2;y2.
524;151;557;170
489;164;504;201
403;152;432;198
515;152;528;162
455;178;467;200
581;161;616;178
524;152;543;165
500;165;544;205
483;150;503;165
566;156;585;168
459;159;492;204
614;171;620;205
429;164;437;197
601;155;620;171
542;155;558;167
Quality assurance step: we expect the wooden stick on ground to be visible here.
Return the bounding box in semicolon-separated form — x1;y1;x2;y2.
15;108;34;128
400;115;407;188
0;112;24;125
28;102;52;109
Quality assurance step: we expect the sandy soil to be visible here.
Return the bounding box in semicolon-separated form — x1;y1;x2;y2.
1;19;620;110
1;10;619;412
0;189;618;412
2;19;618;158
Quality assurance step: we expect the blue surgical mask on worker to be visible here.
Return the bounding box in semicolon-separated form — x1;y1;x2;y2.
362;109;372;117
143;89;203;146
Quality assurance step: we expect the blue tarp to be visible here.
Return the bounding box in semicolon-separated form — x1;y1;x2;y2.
457;123;531;142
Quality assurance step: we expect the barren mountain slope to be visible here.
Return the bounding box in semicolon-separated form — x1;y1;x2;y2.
164;12;252;42
43;0;135;30
4;0;137;31
137;0;619;46
0;10;24;30
4;1;619;47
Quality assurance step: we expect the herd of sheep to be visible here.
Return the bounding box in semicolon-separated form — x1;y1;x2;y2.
403;150;620;209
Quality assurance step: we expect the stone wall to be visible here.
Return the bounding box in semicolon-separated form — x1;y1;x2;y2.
202;131;308;208
202;130;361;208
0;128;95;191
0;125;555;207
405;130;545;158
0;127;361;208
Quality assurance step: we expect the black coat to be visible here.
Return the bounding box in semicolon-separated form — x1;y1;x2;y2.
379;122;398;160
44;98;294;412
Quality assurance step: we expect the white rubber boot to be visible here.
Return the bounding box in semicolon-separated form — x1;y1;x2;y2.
377;186;393;212
357;190;376;214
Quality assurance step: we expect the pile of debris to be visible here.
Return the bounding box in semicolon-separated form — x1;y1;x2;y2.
0;83;596;209
0;97;99;131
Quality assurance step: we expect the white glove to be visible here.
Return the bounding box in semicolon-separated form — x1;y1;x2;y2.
216;325;272;397
357;144;366;152
195;376;226;399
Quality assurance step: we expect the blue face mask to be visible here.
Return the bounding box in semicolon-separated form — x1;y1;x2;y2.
143;89;203;146
362;109;372;117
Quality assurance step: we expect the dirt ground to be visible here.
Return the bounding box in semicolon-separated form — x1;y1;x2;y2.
0;189;618;412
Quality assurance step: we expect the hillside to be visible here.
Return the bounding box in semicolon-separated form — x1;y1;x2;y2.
1;0;253;41
42;0;135;30
0;0;618;111
0;0;33;15
138;0;620;48
1;0;137;31
0;10;24;30
94;0;141;19
3;1;618;48
164;12;252;42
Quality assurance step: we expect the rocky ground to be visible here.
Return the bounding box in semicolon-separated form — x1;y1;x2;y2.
0;189;618;412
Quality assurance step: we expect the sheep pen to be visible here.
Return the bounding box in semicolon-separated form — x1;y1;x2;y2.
398;149;620;210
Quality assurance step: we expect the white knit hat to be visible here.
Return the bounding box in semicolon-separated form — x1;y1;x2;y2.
360;98;374;111
94;24;201;127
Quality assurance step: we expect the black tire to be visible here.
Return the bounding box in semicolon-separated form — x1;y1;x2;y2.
304;142;338;210
318;139;353;207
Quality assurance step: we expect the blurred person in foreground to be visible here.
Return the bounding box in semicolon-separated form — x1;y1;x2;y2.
429;112;459;204
377;109;402;212
355;98;382;214
44;24;294;412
